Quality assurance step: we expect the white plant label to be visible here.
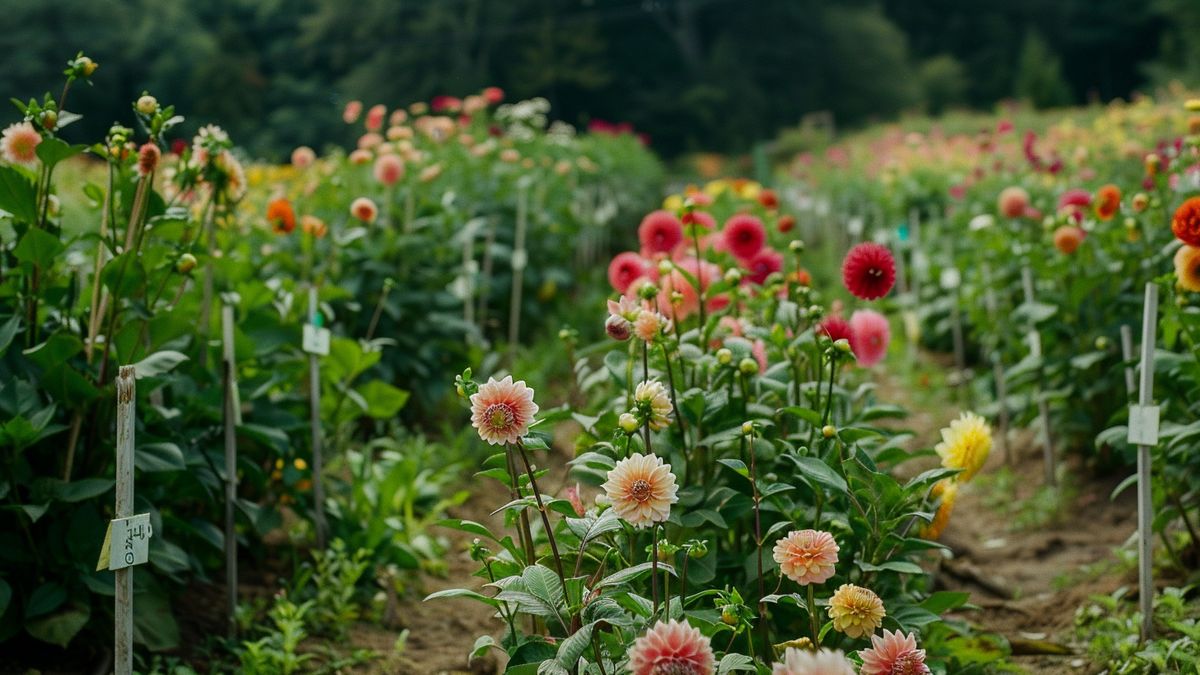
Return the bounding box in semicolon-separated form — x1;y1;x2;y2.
1127;405;1160;446
98;513;153;571
302;324;331;356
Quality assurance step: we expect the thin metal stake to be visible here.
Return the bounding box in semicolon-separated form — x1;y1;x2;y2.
114;366;136;675
507;183;529;364
1120;324;1137;398
308;286;328;549
1022;266;1056;486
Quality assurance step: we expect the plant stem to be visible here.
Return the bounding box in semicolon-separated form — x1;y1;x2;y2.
747;433;769;657
515;441;568;592
807;584;819;645
652;524;660;618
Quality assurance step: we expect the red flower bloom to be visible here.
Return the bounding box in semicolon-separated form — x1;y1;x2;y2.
267;198;296;234
482;86;504;105
742;247;783;285
608;252;650;294
722;214;766;260
431;95;461;113
818;316;854;344
777;214;796;233
1094;184;1121;221
842;243;895;300
638;210;684;254
1173;197;1200;246
758;189;779;209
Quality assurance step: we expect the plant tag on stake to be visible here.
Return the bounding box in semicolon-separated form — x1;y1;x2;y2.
96;513;153;571
1127;405;1160;446
302;322;330;356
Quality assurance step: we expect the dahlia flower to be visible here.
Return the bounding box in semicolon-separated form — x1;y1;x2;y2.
301;215;327;238
828;584;886;638
772;648;855;675
743;247;783;285
350;197;378;224
997;186;1029;219
773;529;839;585
722;214;766;260
1093;184;1121;221
1053;226;1085;254
267;198;296;234
849;310;890;367
1173;197;1200;246
818;316;853;344
859;629;930;675
935;411;991;482
609;252;651;294
635;310;669;343
365;104;386;132
343;100;363;124
469;376;538;446
2;122;41;167
639;210;685;255
920;480;958;540
634;380;672;430
136;142;161;177
1175;245;1200;292
602;452;678;528
291;146;316;169
842;243;895;300
628;620;714;675
373;153;405;186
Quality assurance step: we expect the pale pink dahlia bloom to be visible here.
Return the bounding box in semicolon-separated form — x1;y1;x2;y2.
602;452;678;528
772;648;856;675
628;619;714;675
469;376;538;445
350;197;378;224
373;153;405;186
849;309;891;367
858;629;930;675
291;146;316;169
2;122;41;167
772;529;839;585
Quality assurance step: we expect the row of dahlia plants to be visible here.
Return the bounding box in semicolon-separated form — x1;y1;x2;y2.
431;183;998;672
235;88;662;413
788;97;1200;581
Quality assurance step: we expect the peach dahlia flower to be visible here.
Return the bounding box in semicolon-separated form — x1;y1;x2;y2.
602;452;678;528
469;376;538;446
628;620;714;675
772;529;839;586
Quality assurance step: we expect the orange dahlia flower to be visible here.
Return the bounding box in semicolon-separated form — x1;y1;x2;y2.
1172;197;1200;246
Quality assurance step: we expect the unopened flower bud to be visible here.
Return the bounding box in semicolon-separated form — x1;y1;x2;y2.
1124;217;1137;230
738;357;758;375
724;268;742;284
688;542;708;559
1094;336;1109;351
1131;193;1148;212
40;110;57;131
657;259;674;276
721;606;739;625
741;421;754;436
619;412;640;434
638;283;659;301
136;95;158;115
789;239;805;253
808;305;823;319
822;425;836;438
833;338;852;354
605;315;632;341
175;253;197;274
77;56;98;77
716;348;733;365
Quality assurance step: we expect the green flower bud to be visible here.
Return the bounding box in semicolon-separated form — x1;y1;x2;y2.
789;239;805;253
822;425;836;438
1094;336;1109;351
741;421;754;436
833;338;852;354
619;412;640;434
738;357;758;375
176;253;198;274
136;94;158;115
724;268;742;284
716;348;733;365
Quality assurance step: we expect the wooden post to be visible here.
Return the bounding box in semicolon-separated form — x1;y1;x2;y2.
114;366;136;675
507;181;529;364
462;230;475;332
1022;266;1056;486
1133;283;1159;640
1121;324;1137;398
221;304;238;636
307;287;328;550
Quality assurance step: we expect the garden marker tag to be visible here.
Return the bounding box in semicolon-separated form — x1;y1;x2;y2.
1126;405;1160;446
302;323;331;356
99;514;153;571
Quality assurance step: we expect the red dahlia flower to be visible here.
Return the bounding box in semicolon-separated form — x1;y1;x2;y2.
722;214;766;260
638;210;684;254
841;243;895;300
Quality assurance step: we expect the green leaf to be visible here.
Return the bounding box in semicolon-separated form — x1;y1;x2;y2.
595;561;676;589
26;603;89;648
718;653;756;674
554;623;592;668
919;591;971;614
24;332;83;369
56;478;113;502
136;442;185;473
785;454;848;494
0;578;10;617
101;252;147;298
356;380;410;419
25;583;66;618
132;589;180;651
522;564;565;609
13;227;64;268
131;350;189;378
782;406;822;426
0;166;37;223
34;137;86;169
470;635;498;663
423;588;500;607
0;315;20;355
856;559;924;575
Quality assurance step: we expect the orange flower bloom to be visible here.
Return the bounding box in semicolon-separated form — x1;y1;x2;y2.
1093;184;1120;221
1053;226;1085;254
267;198;296;234
1172;197;1200;246
1175;245;1200;292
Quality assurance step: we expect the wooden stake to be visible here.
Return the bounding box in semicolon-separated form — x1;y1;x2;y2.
507;182;529;365
114;366;135;675
308;286;328;550
1134;283;1159;640
982;266;1011;464
1022;266;1055;486
221;304;238;636
462;230;475;332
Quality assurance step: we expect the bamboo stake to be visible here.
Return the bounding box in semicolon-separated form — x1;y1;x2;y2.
308;286;328;550
1133;283;1159;641
114;366;135;675
221;304;238;636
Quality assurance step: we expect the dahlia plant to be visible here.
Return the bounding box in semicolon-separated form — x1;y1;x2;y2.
433;182;976;672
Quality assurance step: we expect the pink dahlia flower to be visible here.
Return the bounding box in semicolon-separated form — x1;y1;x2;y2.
772;647;855;675
469;375;538;446
628;620;714;675
639;210;685;254
603;452;678;528
2;122;41;167
858;629;930;675
349;197;378;224
373;153;405;186
773;529;839;585
722;214;766;260
291;146;316;169
849;309;890;367
609;252;651;294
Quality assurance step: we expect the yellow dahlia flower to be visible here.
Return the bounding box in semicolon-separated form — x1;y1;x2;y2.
935;412;992;482
828;584;886;639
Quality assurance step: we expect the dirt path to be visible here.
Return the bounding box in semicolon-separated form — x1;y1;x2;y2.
878;357;1138;673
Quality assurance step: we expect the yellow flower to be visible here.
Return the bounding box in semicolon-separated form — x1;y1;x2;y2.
663;194;684;212
935;412;992;482
1184;98;1200;112
634;380;673;430
828;584;885;638
920;480;958;540
1175;245;1200;292
293;458;308;471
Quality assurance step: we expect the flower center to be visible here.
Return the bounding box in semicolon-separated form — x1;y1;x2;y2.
629;479;653;503
650;660;698;675
485;403;515;431
892;652;926;675
869;267;882;277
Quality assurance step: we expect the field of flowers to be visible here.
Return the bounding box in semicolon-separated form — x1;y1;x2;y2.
0;53;1197;675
